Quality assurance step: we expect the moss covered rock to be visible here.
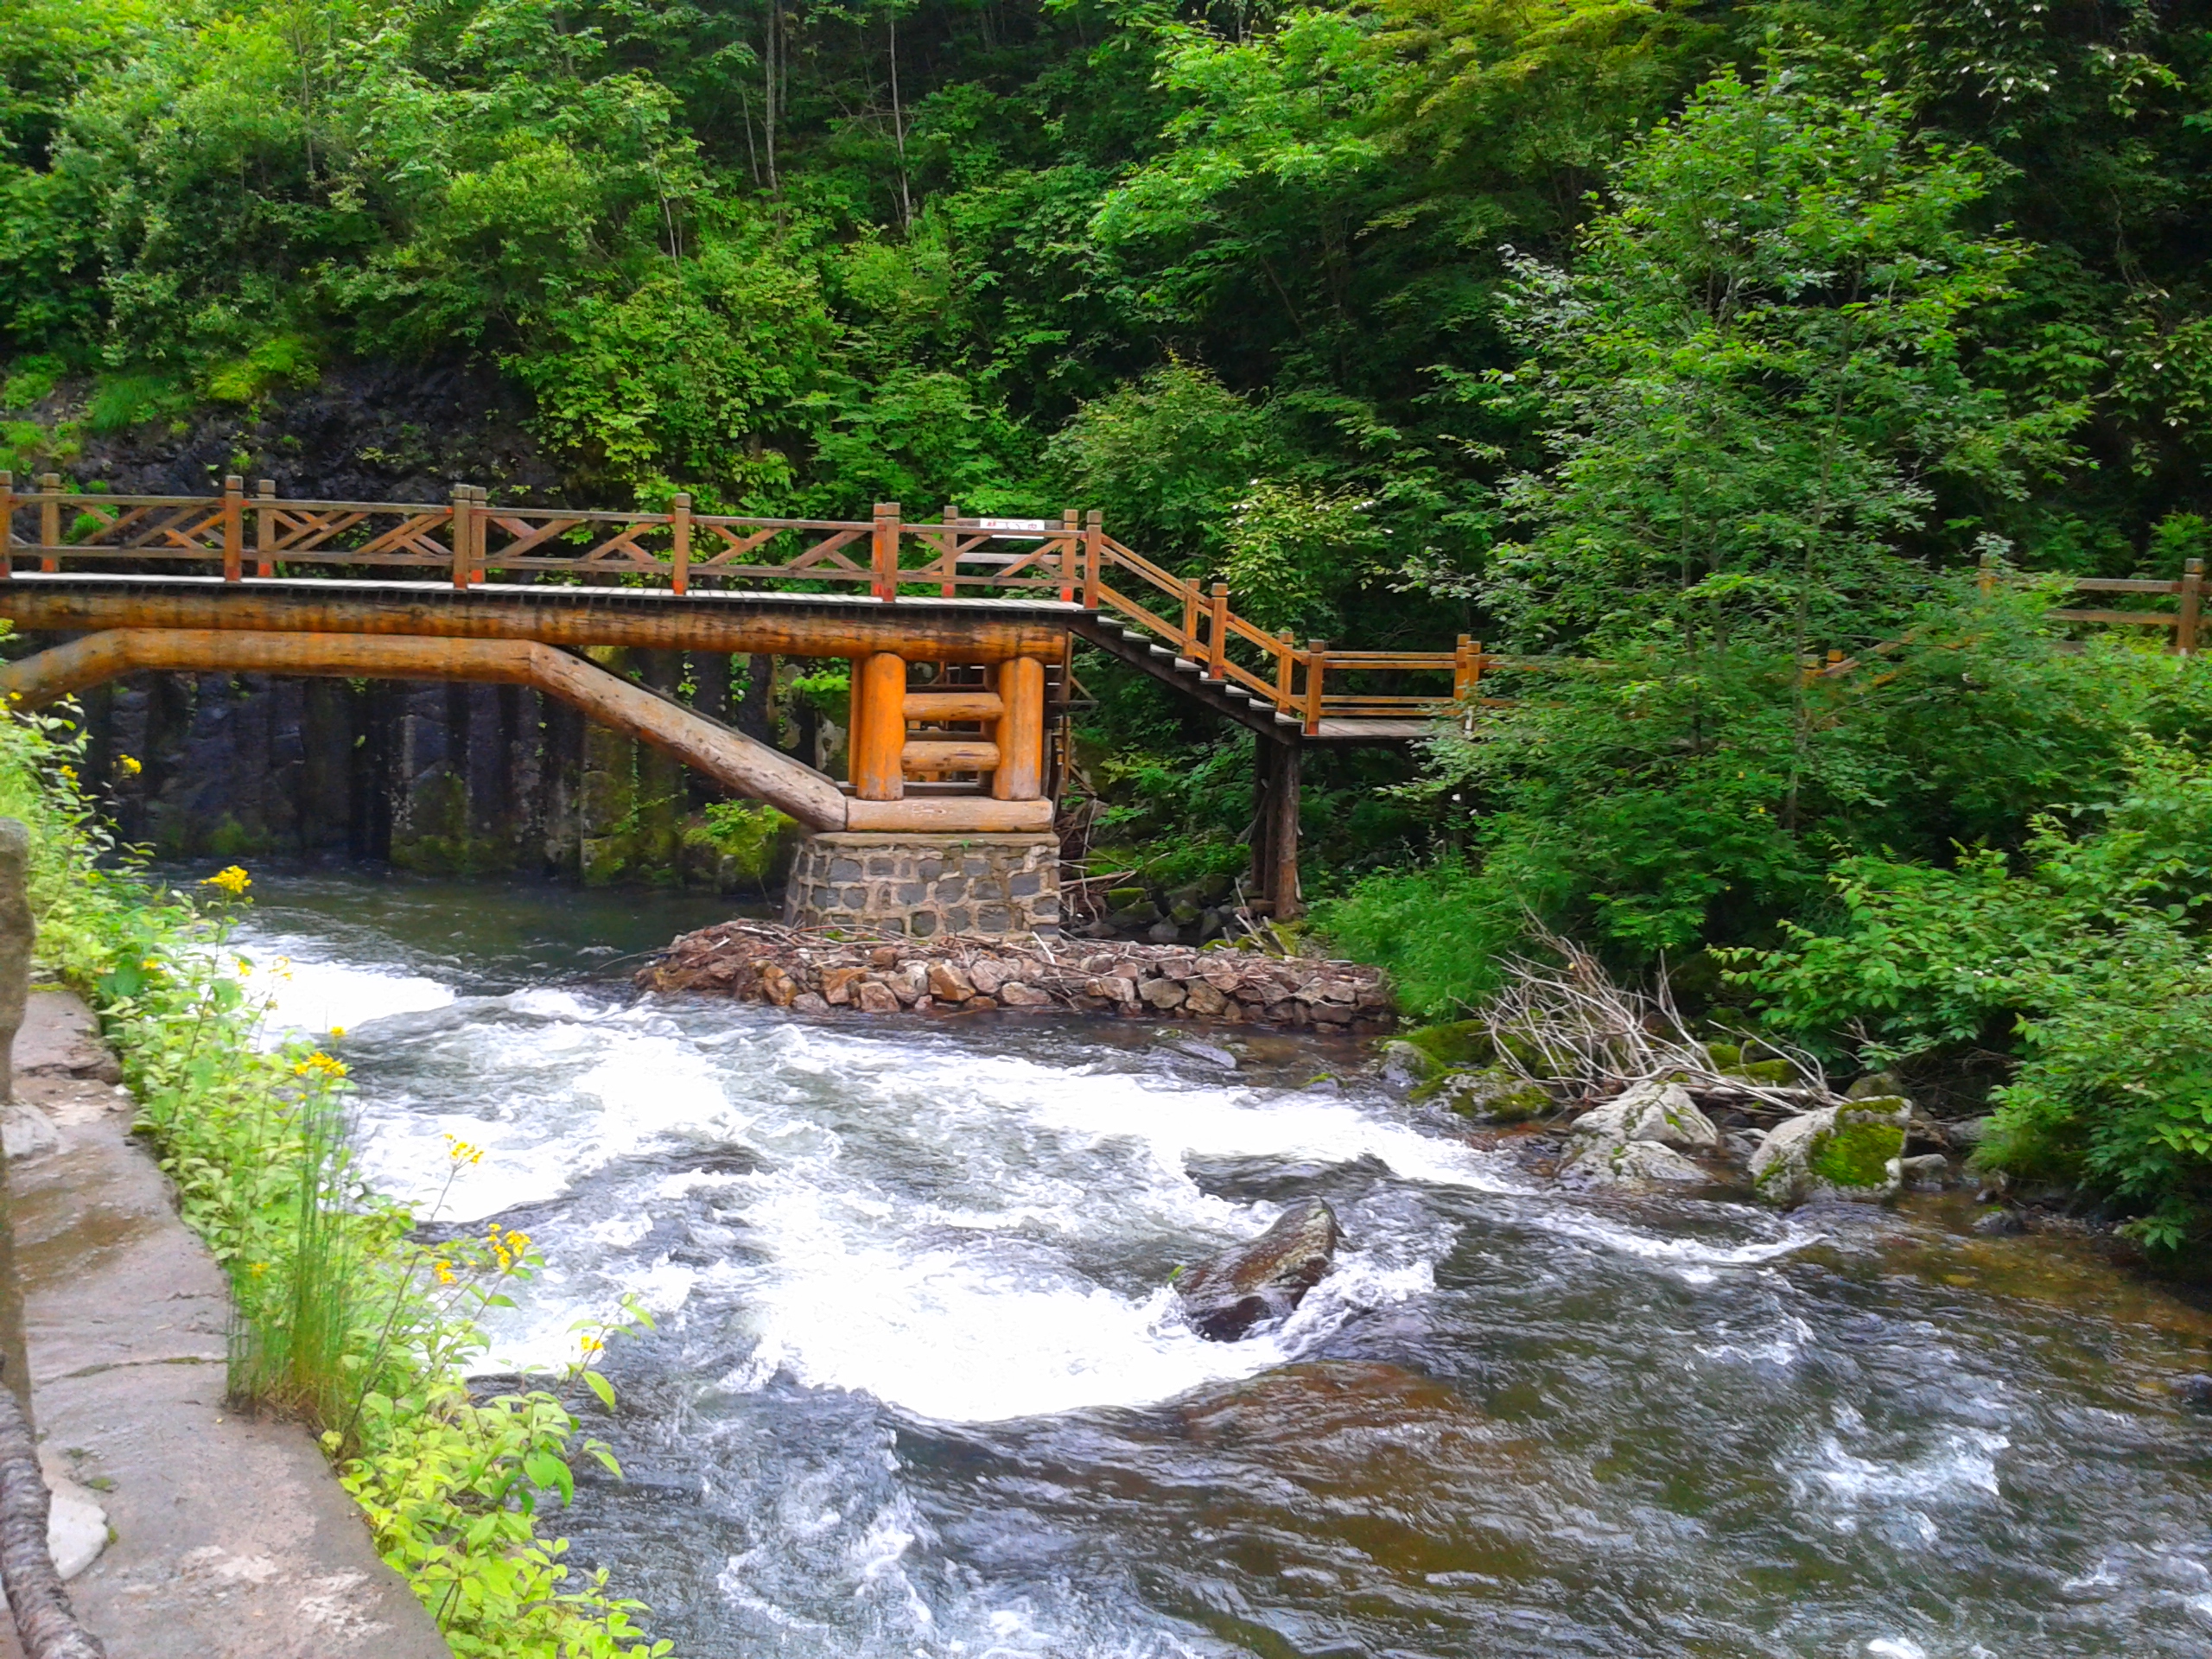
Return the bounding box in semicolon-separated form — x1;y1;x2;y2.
1749;1098;1910;1208
1438;1066;1554;1123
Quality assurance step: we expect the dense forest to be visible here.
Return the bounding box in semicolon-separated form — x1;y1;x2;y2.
9;0;2212;1248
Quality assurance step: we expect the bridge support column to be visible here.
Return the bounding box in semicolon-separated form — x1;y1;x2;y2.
784;832;1059;938
1250;736;1303;920
991;655;1046;800
850;651;907;800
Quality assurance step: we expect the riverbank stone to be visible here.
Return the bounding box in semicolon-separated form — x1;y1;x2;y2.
1749;1097;1910;1207
1177;1199;1344;1341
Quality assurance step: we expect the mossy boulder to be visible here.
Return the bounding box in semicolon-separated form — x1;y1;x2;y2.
1400;1020;1493;1069
1438;1066;1554;1123
1749;1098;1910;1208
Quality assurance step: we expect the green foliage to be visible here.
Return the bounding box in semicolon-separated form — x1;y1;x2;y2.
1732;741;2212;1250
1309;857;1514;1019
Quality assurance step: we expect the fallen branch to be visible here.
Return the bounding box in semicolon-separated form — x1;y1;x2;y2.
0;1364;106;1659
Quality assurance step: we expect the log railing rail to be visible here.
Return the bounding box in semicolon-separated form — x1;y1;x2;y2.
2;476;2199;737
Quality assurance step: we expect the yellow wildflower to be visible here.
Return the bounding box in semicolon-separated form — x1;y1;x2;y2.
579;1335;605;1357
55;765;76;783
291;1052;347;1081
200;865;251;898
443;1134;484;1166
327;1025;346;1039
140;957;160;970
116;753;143;777
433;1258;455;1287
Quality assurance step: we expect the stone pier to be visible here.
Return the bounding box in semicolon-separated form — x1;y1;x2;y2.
782;831;1060;937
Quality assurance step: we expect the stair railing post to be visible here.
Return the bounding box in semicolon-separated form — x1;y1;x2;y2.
872;501;900;601
1180;582;1198;654
2177;556;2203;656
255;479;276;577
219;474;243;582
1206;582;1228;680
0;472;14;581
1058;508;1078;604
940;504;958;597
670;492;692;595
1274;629;1294;712
39;474;61;575
448;484;472;588
1303;639;1326;736
1082;510;1103;609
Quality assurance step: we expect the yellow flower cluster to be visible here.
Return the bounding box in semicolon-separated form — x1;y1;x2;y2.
433;1257;457;1287
291;1052;348;1081
116;753;143;777
55;764;76;783
486;1223;531;1274
200;865;251;897
443;1134;485;1166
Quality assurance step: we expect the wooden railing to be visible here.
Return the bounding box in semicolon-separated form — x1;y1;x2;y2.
4;474;2196;734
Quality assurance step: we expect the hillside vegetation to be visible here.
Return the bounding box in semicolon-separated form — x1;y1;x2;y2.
10;0;2212;1248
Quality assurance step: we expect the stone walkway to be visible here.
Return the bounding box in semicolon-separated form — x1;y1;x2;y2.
8;991;448;1659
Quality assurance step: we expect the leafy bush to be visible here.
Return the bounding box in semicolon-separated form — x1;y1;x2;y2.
1309;857;1516;1020
1732;741;2212;1250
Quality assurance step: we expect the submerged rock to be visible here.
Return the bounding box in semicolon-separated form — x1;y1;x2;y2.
1176;1198;1344;1341
1749;1097;1910;1207
1560;1136;1708;1187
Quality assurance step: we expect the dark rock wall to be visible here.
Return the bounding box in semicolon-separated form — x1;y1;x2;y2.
66;654;766;889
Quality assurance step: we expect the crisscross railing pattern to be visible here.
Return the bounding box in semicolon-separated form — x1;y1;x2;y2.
6;474;2196;737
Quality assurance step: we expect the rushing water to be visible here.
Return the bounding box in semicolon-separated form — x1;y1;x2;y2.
226;866;2212;1659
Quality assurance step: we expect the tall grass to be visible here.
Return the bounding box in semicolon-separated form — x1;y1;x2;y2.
0;688;671;1658
1307;857;1515;1021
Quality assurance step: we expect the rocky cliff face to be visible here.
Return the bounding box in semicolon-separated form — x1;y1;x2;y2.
60;650;798;892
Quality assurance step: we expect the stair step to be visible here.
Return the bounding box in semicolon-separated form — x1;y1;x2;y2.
1172;658;1198;672
1147;645;1172;658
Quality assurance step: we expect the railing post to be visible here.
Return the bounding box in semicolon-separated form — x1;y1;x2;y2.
1206;582;1228;680
1977;550;1996;594
219;474;243;582
1083;510;1103;609
39;474;61;575
449;484;473;588
670;492;692;595
1180;582;1199;653
1452;634;1475;702
941;504;958;597
2182;557;2203;657
0;472;14;581
872;501;900;601
255;479;276;577
1274;629;1294;711
1303;639;1327;736
1058;508;1077;604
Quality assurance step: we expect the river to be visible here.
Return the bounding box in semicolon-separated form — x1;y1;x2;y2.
227;866;2212;1658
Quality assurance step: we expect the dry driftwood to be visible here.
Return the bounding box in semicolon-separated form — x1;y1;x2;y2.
1481;924;1836;1115
0;1367;106;1659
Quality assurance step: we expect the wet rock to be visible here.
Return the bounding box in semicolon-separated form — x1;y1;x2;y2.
42;1450;108;1581
2170;1374;2212;1409
1438;1067;1553;1124
1947;1116;1996;1149
1972;1207;2025;1236
1379;1039;1437;1089
1725;1131;1764;1163
1;1101;60;1161
1749;1097;1910;1208
1847;1071;1910;1103
998;981;1051;1007
1177;1198;1344;1341
1560;1137;1708;1187
0;818;29;1103
1166;1038;1238;1070
1571;1081;1720;1151
1899;1152;1951;1190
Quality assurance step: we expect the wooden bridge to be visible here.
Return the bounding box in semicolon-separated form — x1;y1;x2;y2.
0;474;1481;915
1;474;2197;918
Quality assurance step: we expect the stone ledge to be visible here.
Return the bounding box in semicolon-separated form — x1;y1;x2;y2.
783;830;1060;938
637;921;1393;1032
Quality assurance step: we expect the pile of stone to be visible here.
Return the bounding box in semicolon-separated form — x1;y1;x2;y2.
1071;870;1245;946
637;920;1394;1030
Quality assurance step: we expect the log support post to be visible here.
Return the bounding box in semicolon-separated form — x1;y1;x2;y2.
991;654;1046;801
852;651;908;800
1249;734;1303;918
871;501;901;601
670;493;692;595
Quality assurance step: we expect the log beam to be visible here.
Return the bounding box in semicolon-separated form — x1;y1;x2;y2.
0;581;1068;662
0;630;861;829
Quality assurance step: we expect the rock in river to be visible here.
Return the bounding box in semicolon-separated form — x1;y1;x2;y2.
1749;1096;1910;1207
1177;1198;1344;1341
